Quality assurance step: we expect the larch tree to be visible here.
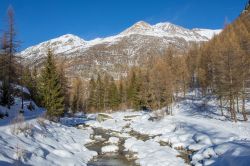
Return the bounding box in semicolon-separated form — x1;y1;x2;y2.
71;78;83;113
0;6;18;108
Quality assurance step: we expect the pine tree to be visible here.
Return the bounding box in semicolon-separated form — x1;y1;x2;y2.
127;69;140;109
95;74;104;110
118;79;125;107
39;49;65;120
88;77;97;111
108;77;119;109
57;60;70;111
0;79;14;106
31;66;43;105
71;78;83;113
103;74;111;110
22;67;34;96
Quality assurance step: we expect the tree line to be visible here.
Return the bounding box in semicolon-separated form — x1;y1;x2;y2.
84;47;189;114
185;6;250;122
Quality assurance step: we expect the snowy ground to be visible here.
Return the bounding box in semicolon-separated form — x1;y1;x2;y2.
0;92;250;166
84;92;250;166
0;98;97;166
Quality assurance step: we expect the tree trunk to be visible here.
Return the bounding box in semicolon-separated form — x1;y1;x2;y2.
232;95;237;122
236;95;239;113
219;97;224;116
242;81;248;121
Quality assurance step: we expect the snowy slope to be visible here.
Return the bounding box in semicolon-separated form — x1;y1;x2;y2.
21;34;87;60
0;97;97;166
193;28;222;39
121;21;209;41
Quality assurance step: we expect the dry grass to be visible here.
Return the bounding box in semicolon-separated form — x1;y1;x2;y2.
11;114;33;136
37;117;47;129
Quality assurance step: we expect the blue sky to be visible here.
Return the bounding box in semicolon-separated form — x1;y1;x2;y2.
0;0;247;50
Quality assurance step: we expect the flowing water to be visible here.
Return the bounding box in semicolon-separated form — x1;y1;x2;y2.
79;117;192;166
86;128;137;166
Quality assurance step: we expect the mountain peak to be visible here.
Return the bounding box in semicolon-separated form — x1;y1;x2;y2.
120;21;153;35
133;21;151;27
154;22;188;32
49;34;86;44
21;33;87;56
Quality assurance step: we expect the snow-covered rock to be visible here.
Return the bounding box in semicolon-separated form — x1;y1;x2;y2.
107;137;120;145
101;145;119;153
124;137;186;166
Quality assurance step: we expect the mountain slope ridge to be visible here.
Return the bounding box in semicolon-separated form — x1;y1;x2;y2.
20;21;222;79
21;21;221;55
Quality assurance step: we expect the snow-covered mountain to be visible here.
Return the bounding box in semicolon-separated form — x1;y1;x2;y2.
193;28;222;39
20;21;221;79
21;34;87;60
121;21;215;41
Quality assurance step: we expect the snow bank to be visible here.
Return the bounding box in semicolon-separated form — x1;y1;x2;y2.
191;140;250;166
101;145;119;153
86;111;145;132
124;137;186;166
0;119;97;165
107;137;120;144
131;116;176;136
0;98;97;166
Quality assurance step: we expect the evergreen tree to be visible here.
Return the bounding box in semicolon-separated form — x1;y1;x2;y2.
127;69;140;109
31;66;43;106
0;79;14;106
108;77;119;109
39;49;65;119
71;78;83;113
118;79;125;106
88;77;97;111
22;67;36;98
57;60;70;111
95;74;104;110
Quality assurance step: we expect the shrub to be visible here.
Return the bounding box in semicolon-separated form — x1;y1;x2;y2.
11;114;33;136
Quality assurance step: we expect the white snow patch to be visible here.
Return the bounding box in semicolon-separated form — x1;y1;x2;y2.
107;137;120;145
124;137;186;166
101;145;119;153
